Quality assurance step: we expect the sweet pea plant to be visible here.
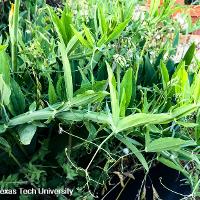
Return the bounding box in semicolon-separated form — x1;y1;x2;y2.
0;0;200;199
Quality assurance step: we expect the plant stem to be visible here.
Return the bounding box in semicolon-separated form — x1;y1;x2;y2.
10;152;21;167
69;51;93;60
116;64;121;96
11;0;21;73
85;131;115;171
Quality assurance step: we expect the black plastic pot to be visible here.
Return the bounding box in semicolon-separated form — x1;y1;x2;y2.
102;163;191;200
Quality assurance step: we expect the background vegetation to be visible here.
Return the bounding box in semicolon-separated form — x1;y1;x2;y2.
0;0;200;199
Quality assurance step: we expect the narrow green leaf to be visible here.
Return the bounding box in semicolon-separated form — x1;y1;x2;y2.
119;88;126;117
71;90;108;108
98;6;108;35
59;42;73;101
176;121;198;127
170;104;198;120
66;35;78;55
195;110;200;142
48;77;57;104
160;61;169;89
74;80;106;96
18;124;37;145
106;18;130;43
0;75;11;106
191;71;200;103
149;0;160;17
106;62;119;124
71;25;92;49
116;113;170;132
146;137;187;152
48;6;69;46
144;54;156;85
97;34;107;47
183;42;195;66
116;134;149;171
157;156;186;174
61;5;73;42
0;137;11;151
172;62;190;101
116;104;199;132
83;24;95;47
85;121;97;141
0;49;10;85
56;75;66;100
124;3;134;20
8;79;25;115
120;68;133;109
0;45;7;52
147;124;161;133
29;102;36;112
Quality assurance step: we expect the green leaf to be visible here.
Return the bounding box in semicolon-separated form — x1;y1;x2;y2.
160;61;169;89
144;54;156;85
116;113;170;132
170;103;198;120
149;0;160;17
116;104;199;132
106;18;130;43
183;42;195;66
98;6;108;35
0;137;11;151
71;90;108;108
61;5;73;42
124;3;135;20
116;134;149;171
66;35;78;55
59;41;73;101
169;31;179;56
74;80;106;95
0;74;11;106
71;25;92;49
18;124;37;145
63;163;78;180
56;75;66;100
8;79;25;116
176;121;198;127
191;70;200;103
48;6;69;46
177;149;200;165
172;62;190;101
120;68;133;109
48;77;57;104
0;49;10;85
157;156;186;174
83;24;95;47
85;121;97;141
106;62;119;124
147;124;161;133
0;45;7;52
119;88;126;117
195;110;200;142
97;34;107;47
29;101;36;112
146;137;187;152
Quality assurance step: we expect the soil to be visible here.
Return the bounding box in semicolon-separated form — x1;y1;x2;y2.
102;163;191;200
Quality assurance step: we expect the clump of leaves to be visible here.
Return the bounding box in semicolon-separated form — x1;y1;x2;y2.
0;0;200;199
